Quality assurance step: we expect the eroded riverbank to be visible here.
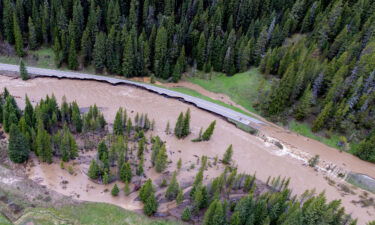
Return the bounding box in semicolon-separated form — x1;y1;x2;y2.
1;75;374;224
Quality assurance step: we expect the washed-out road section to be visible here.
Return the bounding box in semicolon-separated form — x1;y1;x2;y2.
0;63;263;130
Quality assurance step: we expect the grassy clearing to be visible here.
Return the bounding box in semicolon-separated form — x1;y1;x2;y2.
187;69;269;113
169;86;255;118
16;203;184;225
288;120;342;149
0;48;55;68
0;47;98;73
185;70;346;150
0;214;12;225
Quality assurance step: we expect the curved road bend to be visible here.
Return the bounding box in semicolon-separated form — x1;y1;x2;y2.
0;63;264;129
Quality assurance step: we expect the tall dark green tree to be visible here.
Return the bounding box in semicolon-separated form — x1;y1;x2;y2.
13;12;24;57
93;32;107;72
8;124;29;163
19;60;29;80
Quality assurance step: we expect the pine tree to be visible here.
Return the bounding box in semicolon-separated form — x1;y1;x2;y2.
294;85;313;121
111;183;119;196
202;121;216;141
113;108;124;135
143;193;158;216
24;95;34;128
136;156;144;176
222;144;233;165
312;101;333;132
3;0;15;44
197;33;206;70
36;121;53;163
155;144;168;173
139;179;155;202
124;181;131;196
165;172;180;200
203;200;225;225
120;162;132;183
177;158;182;170
176;188;184;205
254;26;268;65
154;26;168;78
93;32;107;72
13;12;24;57
354;132;375;162
97;141;108;163
68;39;78;70
81;28;92;66
27;17;37;50
19;60;29;80
174;112;184;138
122;34;135;77
165;121;170;134
71;101;82;132
8;124;29;163
182;109;191;137
181;207;192;221
88;159;99;179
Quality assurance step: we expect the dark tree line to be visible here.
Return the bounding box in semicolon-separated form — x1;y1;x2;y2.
180;161;360;225
255;0;375;162
0;88;105;163
2;0;309;80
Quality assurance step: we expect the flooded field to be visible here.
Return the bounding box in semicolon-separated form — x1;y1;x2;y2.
1;75;375;224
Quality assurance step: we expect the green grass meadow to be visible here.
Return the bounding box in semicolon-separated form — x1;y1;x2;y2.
15;203;184;225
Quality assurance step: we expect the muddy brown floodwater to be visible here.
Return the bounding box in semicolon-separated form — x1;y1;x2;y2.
1;75;375;224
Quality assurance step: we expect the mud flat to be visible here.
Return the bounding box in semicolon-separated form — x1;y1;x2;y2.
1;75;375;224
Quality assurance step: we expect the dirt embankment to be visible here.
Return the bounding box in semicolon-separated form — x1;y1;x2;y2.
0;139;76;222
1;75;375;224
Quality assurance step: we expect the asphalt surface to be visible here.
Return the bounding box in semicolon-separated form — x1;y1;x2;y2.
0;63;264;128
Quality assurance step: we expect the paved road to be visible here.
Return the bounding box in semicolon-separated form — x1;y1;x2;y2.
0;63;264;128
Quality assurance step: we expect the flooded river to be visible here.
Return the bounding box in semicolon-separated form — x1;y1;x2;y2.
1;75;374;224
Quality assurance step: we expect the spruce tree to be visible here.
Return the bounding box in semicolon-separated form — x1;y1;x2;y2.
181;207;192;221
197;33;206;70
19;60;29;80
312;101;333;132
294;85;313;121
8;124;29;163
165;172;180;200
111;183;119;196
88;159;99;179
122;34;135;77
13;12;24;57
222;144;233;165
154;26;168;78
93;32;107;72
202;120;216;141
24;95;34;128
71;101;82;133
155;144;168;173
68;39;78;70
174;112;184;138
143;193;158;216
203;200;225;225
120;162;132;183
97;141;108;163
139;179;155;202
182;109;191;137
27;17;37;50
113;108;124;135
